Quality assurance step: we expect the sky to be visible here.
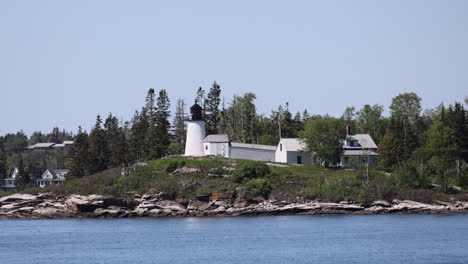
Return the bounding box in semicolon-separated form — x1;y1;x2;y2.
1;0;467;136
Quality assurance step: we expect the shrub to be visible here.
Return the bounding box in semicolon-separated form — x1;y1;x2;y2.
232;161;271;183
308;177;346;201
246;178;272;198
166;160;186;173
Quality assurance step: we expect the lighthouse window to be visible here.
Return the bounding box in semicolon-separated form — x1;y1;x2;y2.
205;145;208;150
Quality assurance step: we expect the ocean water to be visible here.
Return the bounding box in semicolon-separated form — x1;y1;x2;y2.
0;215;467;264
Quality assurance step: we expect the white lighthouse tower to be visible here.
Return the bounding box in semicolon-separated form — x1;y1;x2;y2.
184;101;206;156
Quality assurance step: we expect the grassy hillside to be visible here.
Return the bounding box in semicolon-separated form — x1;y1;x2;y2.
6;156;467;203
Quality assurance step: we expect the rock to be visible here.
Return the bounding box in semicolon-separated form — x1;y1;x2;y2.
33;207;60;217
0;194;38;204
234;199;248;208
214;200;229;207
65;195;105;213
148;209;162;216
11;206;35;214
187;200;209;211
156;192;176;200
371;200;391;208
155;201;186;213
94;206;125;217
173;167;199;174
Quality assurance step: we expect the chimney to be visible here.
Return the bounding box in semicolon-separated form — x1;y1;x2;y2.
346;125;351;136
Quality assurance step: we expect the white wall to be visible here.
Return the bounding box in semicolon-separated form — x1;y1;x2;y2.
231;147;275;162
203;142;230;158
275;143;287;163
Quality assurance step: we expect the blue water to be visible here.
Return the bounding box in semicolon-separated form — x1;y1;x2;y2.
0;215;467;264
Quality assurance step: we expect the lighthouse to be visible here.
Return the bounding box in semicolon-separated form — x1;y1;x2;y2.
184;101;206;156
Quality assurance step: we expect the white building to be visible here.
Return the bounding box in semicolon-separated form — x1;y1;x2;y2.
275;138;312;165
203;134;230;158
36;169;69;188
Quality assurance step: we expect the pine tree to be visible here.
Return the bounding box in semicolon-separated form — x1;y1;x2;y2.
48;127;62;143
196;87;205;107
104;113;128;167
205;81;222;134
145;88;157;118
0;137;7;179
16;154;29;189
129;110;149;162
173;98;186;154
68;126;90;178
146;89;171;159
88;115;110;174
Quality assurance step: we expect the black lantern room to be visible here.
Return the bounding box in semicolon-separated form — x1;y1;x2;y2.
190;101;203;121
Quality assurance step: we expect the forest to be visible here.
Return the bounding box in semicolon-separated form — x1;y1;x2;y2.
0;82;467;192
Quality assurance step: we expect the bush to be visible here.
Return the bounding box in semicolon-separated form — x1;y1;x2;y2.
232;161;271;183
166;160;186;173
308;177;346;202
246;178;272;198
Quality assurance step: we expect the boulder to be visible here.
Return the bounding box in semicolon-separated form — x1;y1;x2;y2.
187;200;209;211
33;207;60;217
94;206;125;217
65;195;105;213
0;194;38;204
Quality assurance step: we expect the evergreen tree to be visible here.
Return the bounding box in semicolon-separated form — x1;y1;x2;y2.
145;88;156;119
68;126;90;178
129;110;149;162
205;81;221;134
15;154;29;189
195;87;205;108
173;98;186;154
104;113;128;167
146;89;171;159
88;115;110;174
0;137;7;179
48;127;62;143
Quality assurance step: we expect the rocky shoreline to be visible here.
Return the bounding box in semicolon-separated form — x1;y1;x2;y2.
1;193;468;219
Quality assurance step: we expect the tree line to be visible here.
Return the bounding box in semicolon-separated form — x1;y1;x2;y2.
1;83;467;191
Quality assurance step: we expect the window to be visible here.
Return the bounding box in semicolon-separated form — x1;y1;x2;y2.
280;144;283;151
297;155;302;164
205;145;208;150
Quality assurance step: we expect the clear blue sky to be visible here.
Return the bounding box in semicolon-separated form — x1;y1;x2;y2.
1;1;467;135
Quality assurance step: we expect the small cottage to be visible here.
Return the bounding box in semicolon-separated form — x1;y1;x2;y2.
275;138;312;165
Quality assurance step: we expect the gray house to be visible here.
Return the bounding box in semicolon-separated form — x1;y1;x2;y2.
340;134;379;167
